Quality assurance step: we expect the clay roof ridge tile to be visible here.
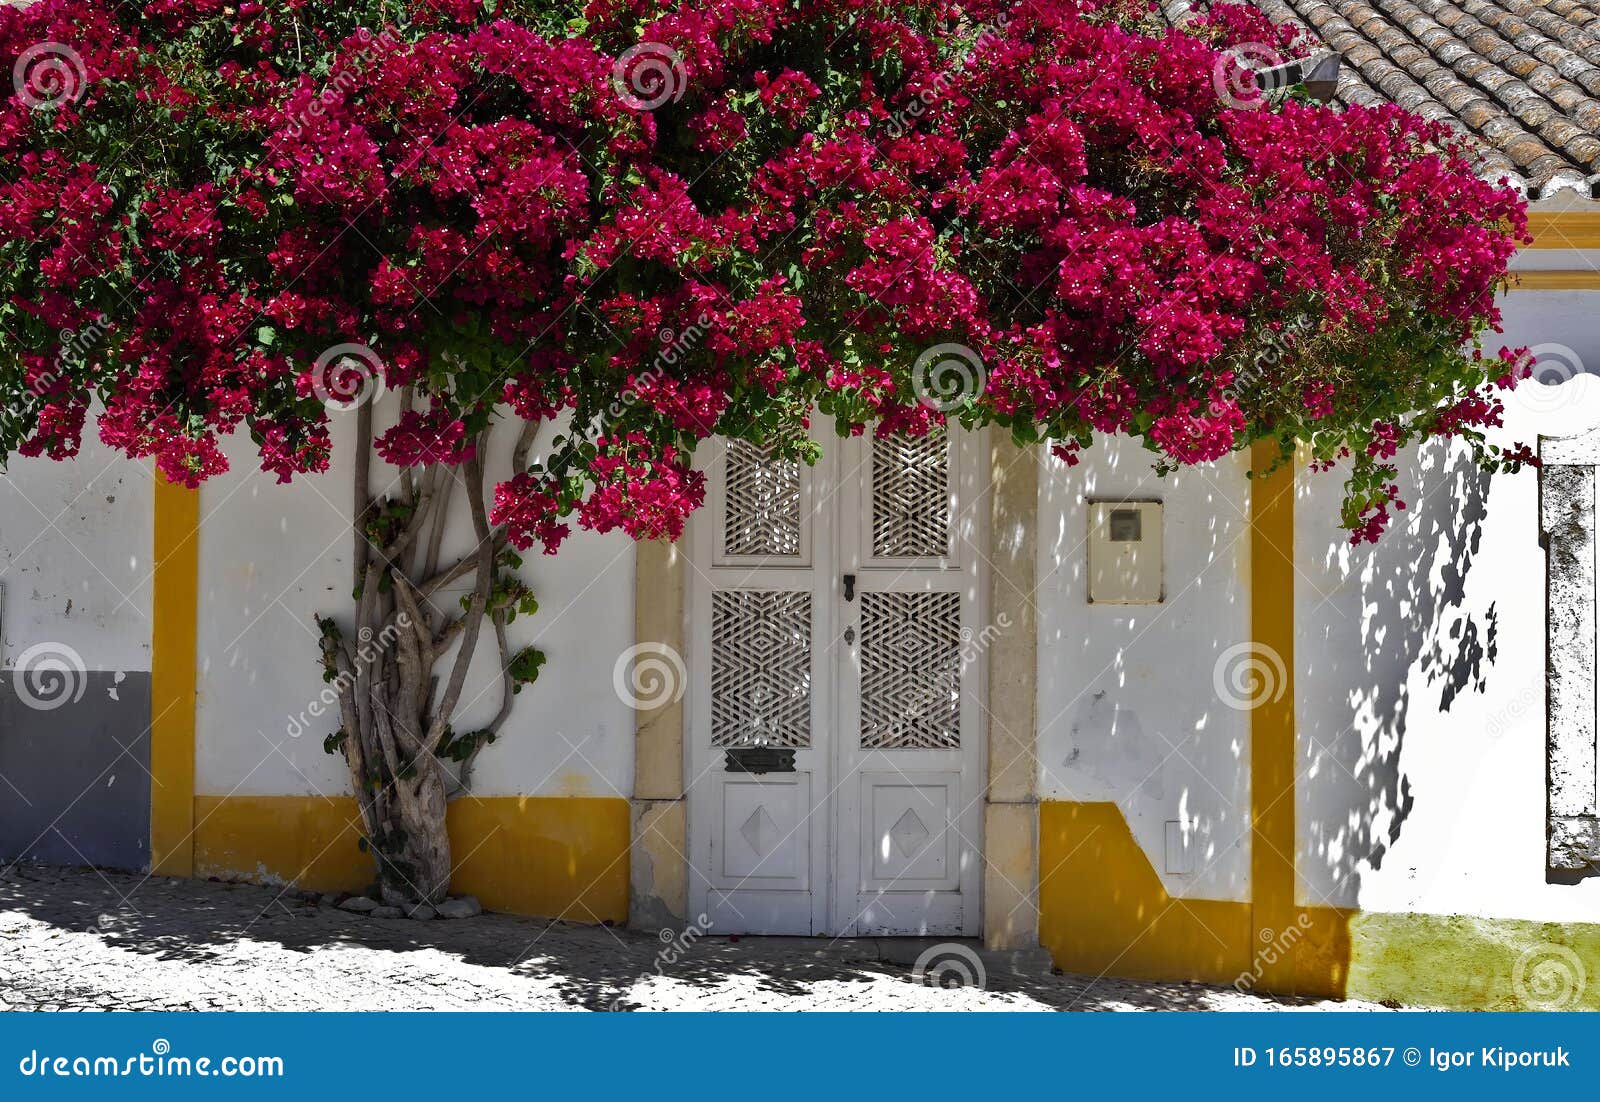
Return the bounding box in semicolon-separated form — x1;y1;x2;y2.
1496;0;1600;68
1457;0;1600;96
1345;0;1600;173
1231;1;1527;186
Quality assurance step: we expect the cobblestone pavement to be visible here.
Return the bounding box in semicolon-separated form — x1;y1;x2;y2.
0;865;1394;1011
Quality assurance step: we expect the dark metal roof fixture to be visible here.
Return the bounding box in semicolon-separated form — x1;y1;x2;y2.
1250;50;1342;103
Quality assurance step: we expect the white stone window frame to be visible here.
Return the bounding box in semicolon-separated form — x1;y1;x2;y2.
1542;427;1600;872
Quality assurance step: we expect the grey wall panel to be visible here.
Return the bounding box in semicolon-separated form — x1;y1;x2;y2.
0;671;151;870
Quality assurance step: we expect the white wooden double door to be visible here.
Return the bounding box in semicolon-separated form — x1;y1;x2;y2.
687;426;986;936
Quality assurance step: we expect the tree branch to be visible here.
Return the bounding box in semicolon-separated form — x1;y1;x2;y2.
382;462;439;566
512;417;540;474
389;568;430;644
420;444;496;758
352;401;374;593
419;463;456;581
455;609;513;795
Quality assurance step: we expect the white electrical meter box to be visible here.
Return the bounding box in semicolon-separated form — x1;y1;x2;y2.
1087;500;1163;604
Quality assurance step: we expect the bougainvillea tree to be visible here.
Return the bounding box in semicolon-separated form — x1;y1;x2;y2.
0;0;1532;901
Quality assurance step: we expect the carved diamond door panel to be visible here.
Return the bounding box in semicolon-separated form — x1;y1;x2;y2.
703;774;816;934
863;775;959;886
714;776;810;883
852;773;967;934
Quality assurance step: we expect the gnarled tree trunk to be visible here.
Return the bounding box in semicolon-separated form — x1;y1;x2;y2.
317;398;535;904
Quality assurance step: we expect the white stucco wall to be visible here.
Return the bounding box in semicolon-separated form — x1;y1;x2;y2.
1295;287;1600;922
194;397;635;800
1036;436;1253;903
0;432;152;673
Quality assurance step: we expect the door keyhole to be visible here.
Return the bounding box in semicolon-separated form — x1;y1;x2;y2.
844;626;855;645
842;573;856;600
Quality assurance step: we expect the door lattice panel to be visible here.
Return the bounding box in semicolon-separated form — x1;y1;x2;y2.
723;440;802;557
711;590;812;747
859;591;961;749
871;428;950;557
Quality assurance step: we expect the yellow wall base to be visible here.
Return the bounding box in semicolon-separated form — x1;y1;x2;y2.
1039;801;1255;988
1039;800;1600;1008
192;794;629;923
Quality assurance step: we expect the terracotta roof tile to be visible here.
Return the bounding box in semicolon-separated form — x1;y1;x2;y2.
1168;0;1600;197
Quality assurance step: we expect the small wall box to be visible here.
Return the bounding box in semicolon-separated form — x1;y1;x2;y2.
1087;500;1163;604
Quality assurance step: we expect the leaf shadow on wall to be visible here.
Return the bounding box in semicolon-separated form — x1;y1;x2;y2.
1297;439;1499;908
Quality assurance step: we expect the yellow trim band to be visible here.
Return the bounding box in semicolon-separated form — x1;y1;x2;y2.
1527;211;1600;250
1249;441;1298;990
1509;270;1600;290
1036;799;1600;1007
192;794;630;922
149;472;198;876
1037;801;1352;994
1038;802;1252;985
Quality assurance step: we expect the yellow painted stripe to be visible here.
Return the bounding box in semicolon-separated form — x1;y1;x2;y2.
150;471;199;875
1249;440;1297;990
1036;800;1600;1007
1527;211;1600;250
447;795;630;922
192;795;366;891
192;794;631;922
1038;802;1252;985
1508;270;1600;290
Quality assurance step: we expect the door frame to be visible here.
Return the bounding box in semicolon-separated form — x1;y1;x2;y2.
625;434;1041;952
681;427;990;937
